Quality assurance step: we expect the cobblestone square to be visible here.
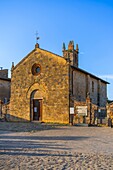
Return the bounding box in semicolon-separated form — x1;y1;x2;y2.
0;122;113;169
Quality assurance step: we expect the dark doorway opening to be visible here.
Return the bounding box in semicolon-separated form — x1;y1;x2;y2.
33;99;42;121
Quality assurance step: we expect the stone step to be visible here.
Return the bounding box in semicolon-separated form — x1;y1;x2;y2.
74;123;88;127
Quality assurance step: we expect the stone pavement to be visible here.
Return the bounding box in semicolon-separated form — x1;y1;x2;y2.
0;122;113;170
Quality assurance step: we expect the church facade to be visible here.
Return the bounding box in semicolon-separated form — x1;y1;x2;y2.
10;43;69;123
9;41;108;124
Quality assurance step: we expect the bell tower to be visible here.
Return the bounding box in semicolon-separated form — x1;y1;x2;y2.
62;41;79;67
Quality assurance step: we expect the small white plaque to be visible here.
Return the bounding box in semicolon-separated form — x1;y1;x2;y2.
70;107;74;114
34;107;37;112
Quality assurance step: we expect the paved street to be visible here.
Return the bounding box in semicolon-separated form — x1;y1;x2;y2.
0;122;113;169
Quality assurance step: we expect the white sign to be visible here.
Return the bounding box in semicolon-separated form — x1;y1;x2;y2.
76;106;87;116
34;107;37;112
70;107;74;114
98;109;101;113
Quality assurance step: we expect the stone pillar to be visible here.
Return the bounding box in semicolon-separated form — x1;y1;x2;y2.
11;62;14;77
86;93;92;124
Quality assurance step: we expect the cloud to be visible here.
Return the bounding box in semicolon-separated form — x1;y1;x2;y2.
99;75;113;80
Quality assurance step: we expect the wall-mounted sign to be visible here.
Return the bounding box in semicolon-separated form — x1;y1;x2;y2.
98;109;101;113
76;106;87;116
70;107;74;114
34;107;37;112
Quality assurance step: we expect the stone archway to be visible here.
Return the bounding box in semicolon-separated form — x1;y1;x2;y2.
26;82;47;99
30;90;43;121
26;82;47;121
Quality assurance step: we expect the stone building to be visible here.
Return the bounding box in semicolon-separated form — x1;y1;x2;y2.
63;41;108;124
107;102;113;126
9;41;109;124
0;68;11;117
0;68;11;102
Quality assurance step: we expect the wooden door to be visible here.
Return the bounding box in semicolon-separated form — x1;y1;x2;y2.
33;99;42;121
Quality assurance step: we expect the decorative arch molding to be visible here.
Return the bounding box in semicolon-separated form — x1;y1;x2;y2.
26;82;47;99
30;90;43;100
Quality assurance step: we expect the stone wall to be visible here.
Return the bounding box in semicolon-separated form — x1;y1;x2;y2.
107;102;113;119
10;46;69;123
0;79;11;102
0;69;8;78
0;100;2;117
99;81;107;107
73;70;107;107
89;77;98;105
0;101;10;120
73;70;87;102
71;69;107;125
73;98;105;125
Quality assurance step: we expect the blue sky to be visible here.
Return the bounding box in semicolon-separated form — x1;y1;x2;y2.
0;0;113;99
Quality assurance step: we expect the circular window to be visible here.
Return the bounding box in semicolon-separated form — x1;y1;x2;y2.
32;63;41;75
35;66;40;73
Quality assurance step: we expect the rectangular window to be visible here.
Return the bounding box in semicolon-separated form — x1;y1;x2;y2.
92;81;94;92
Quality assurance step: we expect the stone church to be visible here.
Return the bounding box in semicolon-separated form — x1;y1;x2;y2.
9;41;108;124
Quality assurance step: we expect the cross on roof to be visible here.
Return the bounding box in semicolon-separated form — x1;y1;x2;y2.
35;31;40;44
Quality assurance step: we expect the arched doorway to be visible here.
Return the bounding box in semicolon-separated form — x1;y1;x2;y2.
30;90;42;121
